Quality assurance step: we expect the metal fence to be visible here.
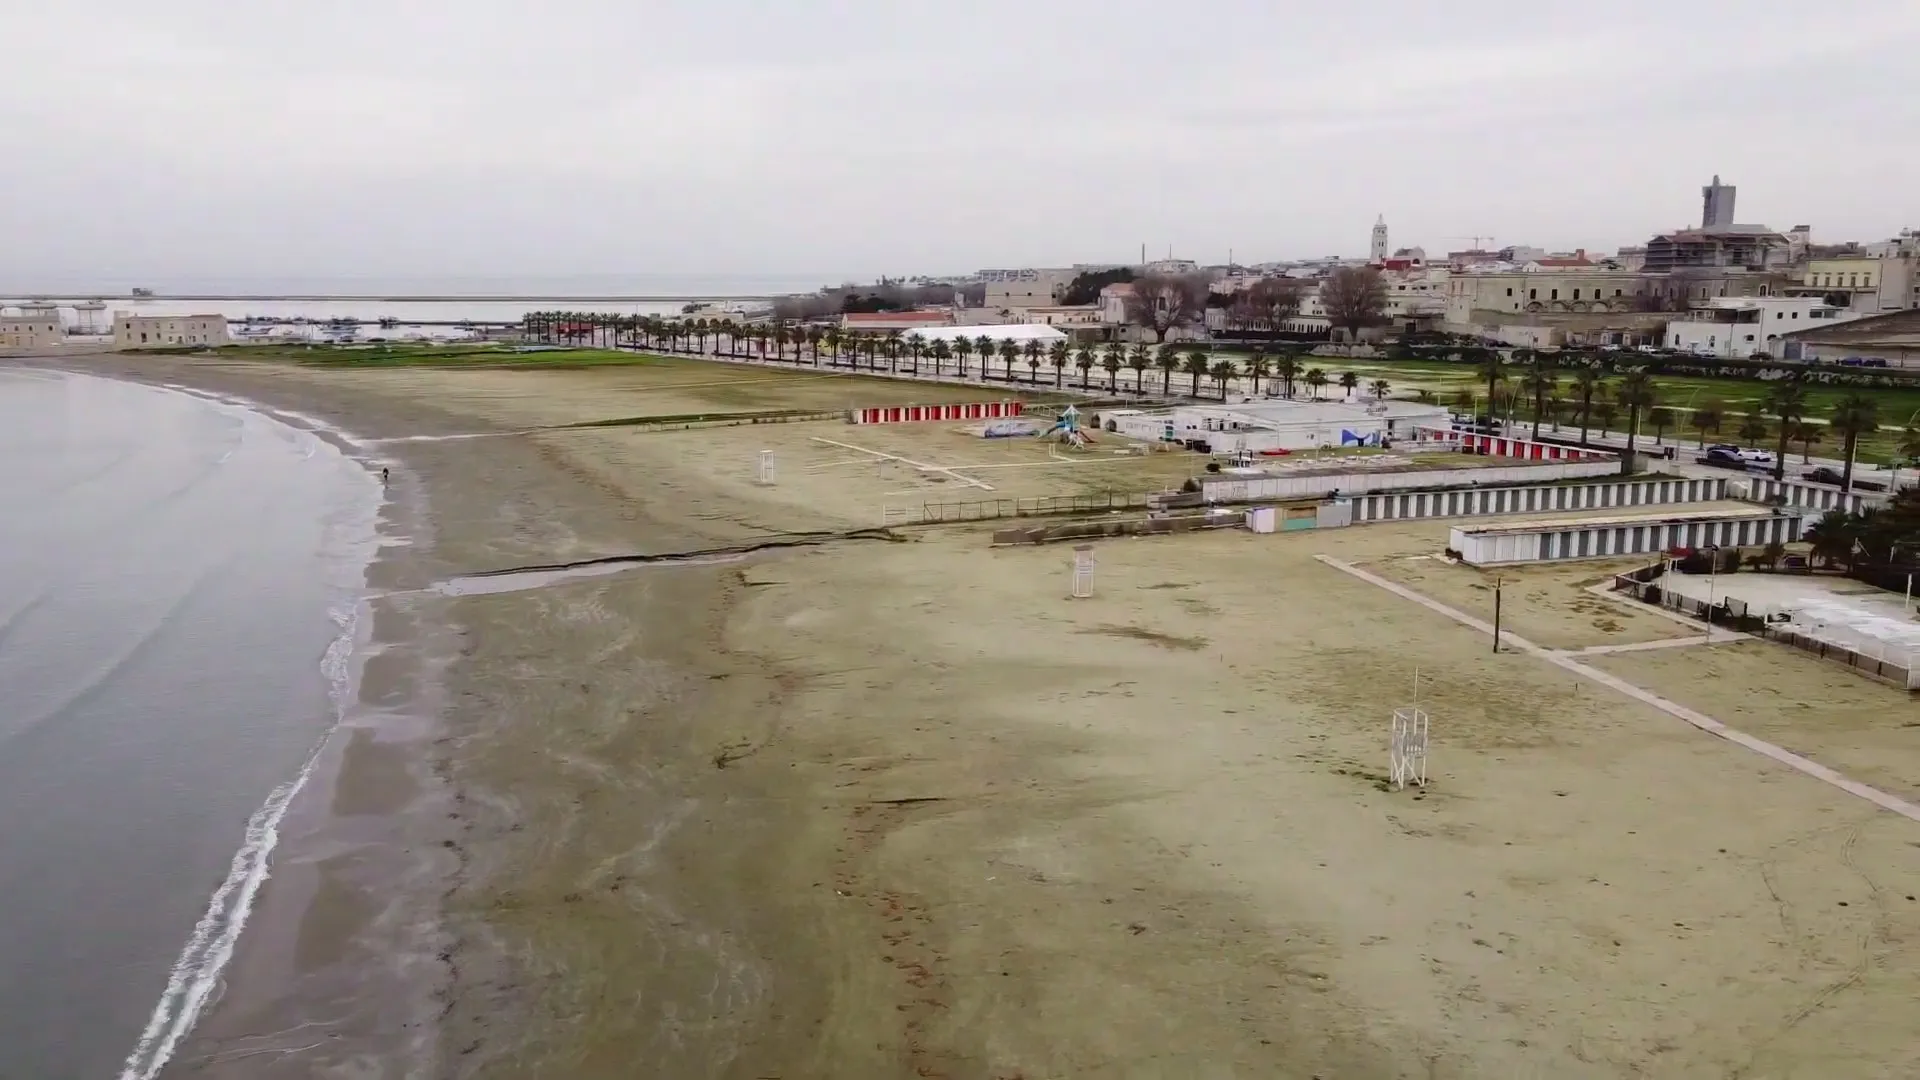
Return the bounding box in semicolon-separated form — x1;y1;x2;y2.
1611;567;1918;690
918;491;1156;523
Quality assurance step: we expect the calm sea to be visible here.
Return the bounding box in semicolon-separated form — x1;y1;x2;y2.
0;273;852;329
0;368;380;1079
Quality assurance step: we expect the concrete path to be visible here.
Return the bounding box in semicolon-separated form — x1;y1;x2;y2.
1561;635;1747;656
1316;555;1920;825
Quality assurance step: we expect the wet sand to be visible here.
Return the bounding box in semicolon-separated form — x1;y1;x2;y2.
47;353;1920;1079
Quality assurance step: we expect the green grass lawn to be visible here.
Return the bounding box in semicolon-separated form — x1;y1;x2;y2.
216;342;675;368
1209;354;1919;464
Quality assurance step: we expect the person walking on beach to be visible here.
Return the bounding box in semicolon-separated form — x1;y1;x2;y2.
381;467;390;484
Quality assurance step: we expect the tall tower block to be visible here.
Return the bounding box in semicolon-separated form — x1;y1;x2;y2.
1701;175;1736;230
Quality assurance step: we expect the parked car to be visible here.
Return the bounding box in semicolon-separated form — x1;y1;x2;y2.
1700;446;1748;469
1805;466;1845;485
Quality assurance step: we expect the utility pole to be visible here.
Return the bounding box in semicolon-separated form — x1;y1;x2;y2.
1492;576;1504;653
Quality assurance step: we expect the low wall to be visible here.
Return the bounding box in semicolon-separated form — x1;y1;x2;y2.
1424;426;1615;462
1455;510;1805;566
1198;456;1621;505
1739;475;1887;515
848;400;1024;425
1351;474;1726;524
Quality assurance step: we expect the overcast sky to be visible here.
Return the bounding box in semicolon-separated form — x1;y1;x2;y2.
4;0;1917;286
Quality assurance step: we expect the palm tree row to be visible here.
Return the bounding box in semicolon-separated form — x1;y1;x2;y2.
522;312;1397;403
1462;351;1910;488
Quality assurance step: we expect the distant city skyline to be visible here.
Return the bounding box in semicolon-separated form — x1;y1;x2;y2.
3;1;1916;283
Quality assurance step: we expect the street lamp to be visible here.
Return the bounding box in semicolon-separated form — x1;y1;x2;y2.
1703;544;1721;643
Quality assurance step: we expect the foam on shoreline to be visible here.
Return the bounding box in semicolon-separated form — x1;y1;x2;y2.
116;386;384;1080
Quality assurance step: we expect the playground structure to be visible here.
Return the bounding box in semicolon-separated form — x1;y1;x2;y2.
1036;404;1095;450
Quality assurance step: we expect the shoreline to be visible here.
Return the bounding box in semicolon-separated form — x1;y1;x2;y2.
44;353;817;1077
27;350;1920;1078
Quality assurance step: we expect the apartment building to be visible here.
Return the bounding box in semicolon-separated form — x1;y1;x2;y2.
1789;233;1919;314
1445;269;1652;323
0;315;64;352
1663;297;1858;359
113;314;231;348
982;268;1075;311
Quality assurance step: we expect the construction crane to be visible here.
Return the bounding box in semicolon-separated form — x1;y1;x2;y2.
1443;235;1496;250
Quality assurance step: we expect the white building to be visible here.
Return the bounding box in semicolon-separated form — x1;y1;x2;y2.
1105;398;1449;453
980;268;1076;311
113;314;231;348
903;323;1068;347
0;314;64;351
1384;266;1450;319
1664;296;1859;359
1017;305;1103;330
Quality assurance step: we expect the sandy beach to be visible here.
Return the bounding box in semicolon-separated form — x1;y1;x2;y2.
50;352;1920;1079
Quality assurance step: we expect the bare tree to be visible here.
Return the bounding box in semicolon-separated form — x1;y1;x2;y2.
1319;267;1387;339
1124;273;1208;342
1246;277;1304;331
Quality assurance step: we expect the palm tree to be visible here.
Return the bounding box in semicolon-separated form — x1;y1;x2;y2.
1691;400;1726;448
1126;344;1151;394
1272;350;1302;399
1829;392;1881;493
1370;378;1391;401
1737;412;1769;448
1414;388;1435;404
1595;401;1618;436
997;338;1021;382
906;336;925;374
1615;368;1657;471
1895;424;1920;493
953;336;974;378
1209;359;1236;397
1573;368;1604;446
976;336;997;379
1101;342;1125;392
1074;346;1097;390
1304;367;1329;400
1792;420;1823;463
1519;353;1559;440
929;338;952;375
1048;339;1070;388
1237;350;1267;396
821;327;843;365
1338;370;1360;400
884;330;904;372
1183;349;1210;397
1805;509;1858;569
1762;378;1807;481
806;326;825;365
1649;406;1674;446
1155;344;1180;396
1022;339;1043;383
1476;350;1508;426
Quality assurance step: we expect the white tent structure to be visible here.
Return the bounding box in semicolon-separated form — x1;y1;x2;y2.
904;324;1068;346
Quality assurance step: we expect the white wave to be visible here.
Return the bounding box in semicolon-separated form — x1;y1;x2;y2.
115;729;331;1080
117;395;384;1078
